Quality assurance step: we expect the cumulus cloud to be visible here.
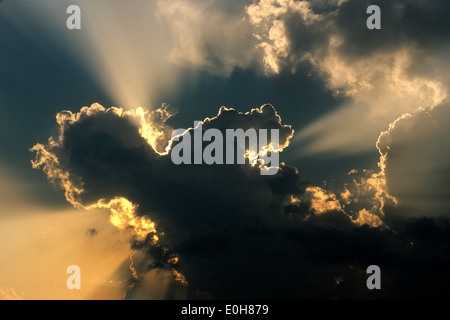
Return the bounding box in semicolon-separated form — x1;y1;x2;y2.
31;102;450;298
247;0;450;88
157;0;260;75
375;102;450;219
246;0;450;155
335;101;450;229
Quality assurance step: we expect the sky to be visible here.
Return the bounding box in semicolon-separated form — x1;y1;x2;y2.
0;0;449;299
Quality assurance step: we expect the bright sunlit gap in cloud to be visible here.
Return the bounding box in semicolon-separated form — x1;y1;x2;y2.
0;164;175;300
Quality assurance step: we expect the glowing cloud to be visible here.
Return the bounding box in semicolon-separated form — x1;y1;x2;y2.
306;186;342;214
30;103;172;241
247;0;450;156
352;209;383;228
89;198;157;241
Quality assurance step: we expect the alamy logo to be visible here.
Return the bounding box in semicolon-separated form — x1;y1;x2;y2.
366;265;381;290
170;122;280;175
66;5;81;30
66;265;81;290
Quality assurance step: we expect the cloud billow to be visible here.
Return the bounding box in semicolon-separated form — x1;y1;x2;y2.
376;102;450;220
247;0;449;156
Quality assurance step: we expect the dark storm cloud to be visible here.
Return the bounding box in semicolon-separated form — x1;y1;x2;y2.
33;104;300;234
32;103;450;299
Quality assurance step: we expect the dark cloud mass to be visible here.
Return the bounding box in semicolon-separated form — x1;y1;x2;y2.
32;102;450;299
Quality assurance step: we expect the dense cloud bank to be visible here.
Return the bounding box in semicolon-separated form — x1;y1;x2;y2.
32;101;450;299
